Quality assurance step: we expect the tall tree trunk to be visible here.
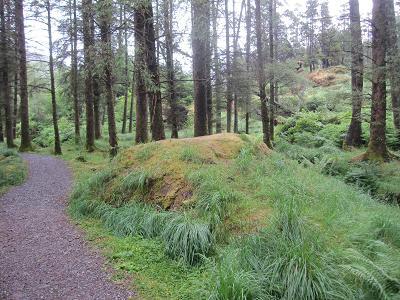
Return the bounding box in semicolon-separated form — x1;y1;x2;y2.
46;1;62;155
134;2;148;144
99;0;118;156
1;0;14;148
91;15;101;140
13;67;18;139
255;0;271;148
225;0;232;132
245;0;251;134
206;0;213;135
0;109;3;143
269;0;275;140
365;0;389;160
82;0;95;152
129;66;134;133
164;0;179;138
145;1;165;141
232;0;238;133
70;0;80;144
15;0;31;151
344;0;364;148
121;4;129;134
192;0;209;137
386;0;400;146
212;0;222;133
93;75;102;139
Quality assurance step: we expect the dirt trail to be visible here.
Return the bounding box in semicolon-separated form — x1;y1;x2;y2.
0;154;134;300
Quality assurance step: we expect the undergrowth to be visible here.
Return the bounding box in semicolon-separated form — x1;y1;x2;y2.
69;138;400;299
0;147;26;193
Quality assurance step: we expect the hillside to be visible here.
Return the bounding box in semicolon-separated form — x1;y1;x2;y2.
69;133;400;299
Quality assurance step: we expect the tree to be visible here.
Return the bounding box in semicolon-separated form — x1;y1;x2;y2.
344;0;364;148
305;0;319;72
144;0;165;141
192;0;209;137
386;0;400;145
46;0;62;154
255;0;271;147
121;3;129;134
98;0;118;156
163;0;179;138
365;0;389;160
212;0;222;133
0;0;14;148
82;0;95;152
134;1;148;144
225;0;233;132
15;0;31;151
269;0;275;139
319;1;332;68
245;0;251;134
70;0;80;144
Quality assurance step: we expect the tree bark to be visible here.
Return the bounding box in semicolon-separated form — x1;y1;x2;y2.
121;4;129;134
15;0;31;151
386;0;400;146
164;0;179;138
1;0;14;147
129;66;134;133
232;0;238;134
344;0;364;148
225;0;232;132
13;67;18;139
134;3;148;144
365;0;389;160
70;0;80;144
46;0;61;155
144;0;165;141
206;0;213;135
93;75;102;139
192;0;209;137
212;0;222;133
99;0;118;156
245;0;251;134
269;0;275;140
82;0;95;151
255;0;271;148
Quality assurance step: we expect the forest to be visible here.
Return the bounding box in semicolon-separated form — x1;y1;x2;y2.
1;0;400;299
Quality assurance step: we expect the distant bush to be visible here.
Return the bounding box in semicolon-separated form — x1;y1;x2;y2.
32;117;75;148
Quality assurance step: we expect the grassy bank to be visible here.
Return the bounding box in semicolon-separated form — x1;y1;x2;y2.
68;134;400;299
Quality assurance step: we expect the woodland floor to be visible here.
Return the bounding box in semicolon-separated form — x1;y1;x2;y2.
0;154;134;300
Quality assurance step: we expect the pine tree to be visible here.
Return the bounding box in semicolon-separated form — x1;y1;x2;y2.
15;0;32;151
344;0;364;148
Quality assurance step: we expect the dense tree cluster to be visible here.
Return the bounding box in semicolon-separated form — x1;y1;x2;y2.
0;0;399;160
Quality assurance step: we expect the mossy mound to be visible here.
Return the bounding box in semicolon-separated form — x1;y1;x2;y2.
106;134;269;209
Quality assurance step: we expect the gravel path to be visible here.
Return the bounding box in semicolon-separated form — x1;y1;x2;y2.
0;154;134;300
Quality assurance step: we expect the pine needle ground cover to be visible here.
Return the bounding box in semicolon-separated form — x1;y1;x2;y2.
69;133;400;299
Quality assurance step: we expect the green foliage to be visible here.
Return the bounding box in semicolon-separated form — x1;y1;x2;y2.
32;117;75;148
163;214;213;265
70;172;215;266
0;148;26;191
109;169;152;205
208;250;259;300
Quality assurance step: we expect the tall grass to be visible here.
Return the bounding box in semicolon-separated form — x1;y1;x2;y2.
70;175;214;266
